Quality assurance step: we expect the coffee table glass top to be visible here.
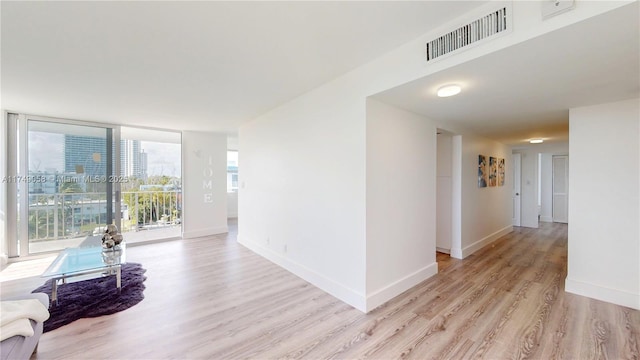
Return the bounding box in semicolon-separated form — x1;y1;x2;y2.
42;243;126;278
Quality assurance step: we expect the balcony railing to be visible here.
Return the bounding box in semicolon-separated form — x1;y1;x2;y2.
27;190;181;245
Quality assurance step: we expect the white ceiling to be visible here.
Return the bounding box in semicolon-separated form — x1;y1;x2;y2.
2;2;638;147
1;1;487;134
373;2;640;148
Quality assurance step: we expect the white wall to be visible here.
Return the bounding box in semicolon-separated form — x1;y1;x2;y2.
238;81;368;311
227;192;238;218
566;98;639;310
365;99;438;311
227;136;239;151
182;131;228;238
436;132;453;253
454;134;513;258
238;1;627;312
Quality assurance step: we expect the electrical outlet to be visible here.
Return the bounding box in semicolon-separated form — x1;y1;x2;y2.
266;237;270;245
283;244;287;253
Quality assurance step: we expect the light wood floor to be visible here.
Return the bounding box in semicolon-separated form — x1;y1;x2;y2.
2;221;638;359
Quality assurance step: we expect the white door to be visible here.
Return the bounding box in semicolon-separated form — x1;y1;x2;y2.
512;153;522;226
552;155;569;223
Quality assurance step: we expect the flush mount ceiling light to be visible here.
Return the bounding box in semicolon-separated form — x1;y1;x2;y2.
529;139;544;144
437;84;461;97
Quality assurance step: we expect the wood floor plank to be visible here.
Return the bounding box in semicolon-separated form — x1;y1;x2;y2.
1;221;638;359
468;280;534;359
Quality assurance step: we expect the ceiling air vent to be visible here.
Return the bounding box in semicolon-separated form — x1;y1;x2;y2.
426;7;510;62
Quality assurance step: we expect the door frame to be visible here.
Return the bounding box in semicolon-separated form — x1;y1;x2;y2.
552;155;569;223
436;130;453;254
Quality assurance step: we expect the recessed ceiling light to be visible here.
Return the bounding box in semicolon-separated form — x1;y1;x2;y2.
437;84;461;97
529;139;544;144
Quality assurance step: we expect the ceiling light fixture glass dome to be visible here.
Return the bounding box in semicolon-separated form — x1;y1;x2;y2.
437;84;461;97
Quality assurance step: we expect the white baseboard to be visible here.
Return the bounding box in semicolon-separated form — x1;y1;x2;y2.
365;262;438;312
460;225;513;259
436;247;450;254
450;247;463;259
183;226;228;239
238;234;367;312
539;216;553;223
565;277;640;310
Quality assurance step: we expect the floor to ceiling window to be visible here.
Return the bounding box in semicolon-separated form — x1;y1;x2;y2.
119;127;182;243
6;114;181;257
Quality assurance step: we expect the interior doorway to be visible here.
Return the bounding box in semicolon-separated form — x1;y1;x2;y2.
227;149;239;225
436;130;452;255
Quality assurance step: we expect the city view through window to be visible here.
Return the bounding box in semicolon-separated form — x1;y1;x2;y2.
25;122;181;254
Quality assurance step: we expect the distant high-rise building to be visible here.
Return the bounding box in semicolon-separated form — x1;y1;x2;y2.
121;139;143;178
140;150;148;180
64;136;146;178
64;135;107;175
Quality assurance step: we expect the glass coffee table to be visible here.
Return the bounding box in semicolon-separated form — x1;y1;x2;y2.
42;242;126;305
